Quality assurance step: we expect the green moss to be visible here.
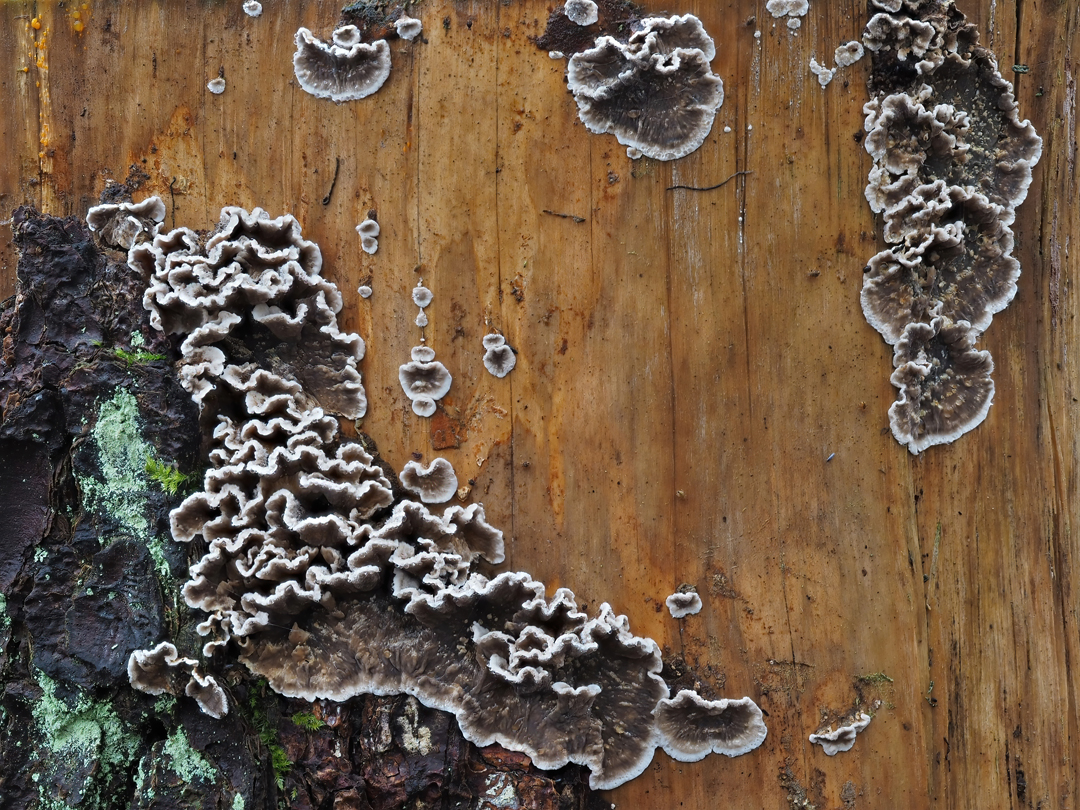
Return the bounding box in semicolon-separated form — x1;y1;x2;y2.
145;454;191;496
290;712;326;731
245;681;291;790
78;388;172;581
162;727;218;784
112;347;166;366
31;671;140;810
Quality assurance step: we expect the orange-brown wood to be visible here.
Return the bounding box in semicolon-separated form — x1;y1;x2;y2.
1;1;1076;806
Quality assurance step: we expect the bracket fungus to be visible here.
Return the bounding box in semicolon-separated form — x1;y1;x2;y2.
86;196;166;250
564;0;598;27
565;14;724;161
665;589;702;618
766;0;809;21
809;712;872;756
656;691;768;761
127;205;767;791
399;345;452;417
293;25;392;102
356;217;380;254
399;457;458;504
395;15;422;41
128;641;228;719
482;333;517;378
859;0;1040;452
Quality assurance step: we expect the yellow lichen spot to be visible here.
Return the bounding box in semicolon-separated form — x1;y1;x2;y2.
31;17;41;30
19;66;29;73
82;2;89;8
38;151;45;159
73;11;81;20
74;21;85;33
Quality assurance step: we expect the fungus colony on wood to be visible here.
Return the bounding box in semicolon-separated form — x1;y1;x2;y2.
482;332;517;378
809;712;872;756
86;197;166;250
356;217;379;254
665;589;702;618
293;25;392;102
128;641;228;719
124;204;767;789
563;14;724;161
860;0;1041;453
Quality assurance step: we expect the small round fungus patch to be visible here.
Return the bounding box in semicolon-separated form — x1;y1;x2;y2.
395;15;422;41
564;0;598;26
242;0;262;17
207;77;226;94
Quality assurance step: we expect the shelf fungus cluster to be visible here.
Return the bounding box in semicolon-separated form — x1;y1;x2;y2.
482;332;516;378
86;197;165;250
293;24;392;102
128;642;228;719
564;14;724;161
860;0;1041;453
124;205;766;788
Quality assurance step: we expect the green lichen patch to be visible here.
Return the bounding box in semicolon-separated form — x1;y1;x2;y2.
77;388;172;581
162;727;218;784
0;593;9;631
30;671;141;810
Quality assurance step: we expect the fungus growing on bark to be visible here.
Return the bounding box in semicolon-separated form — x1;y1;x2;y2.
86;196;166;250
809;712;872;755
242;0;262;17
665;589;702;618
356;218;380;254
888;318;994;454
395;15;422;41
860;0;1040;451
127;641;228;719
358;284;372;299
129;205;768;790
565;14;724;161
207;77;226;94
399;345;452;416
564;0;598;26
656;691;768;760
293;26;392;102
399;458;458;504
482;333;516;378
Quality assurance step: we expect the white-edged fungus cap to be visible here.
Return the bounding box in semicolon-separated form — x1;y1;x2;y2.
242;0;262;17
482;334;516;378
207;77;226;94
395;15;422;41
399;457;459;504
656;691;768;760
765;0;809;17
293;26;392;103
564;0;598;26
809;712;872;755
665;590;703;618
412;284;434;308
566;15;724;161
87;196;166;250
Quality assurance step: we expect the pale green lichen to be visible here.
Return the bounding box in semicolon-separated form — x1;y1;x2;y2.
0;593;9;631
31;671;140;810
162;726;218;784
232;793;246;810
77;388;171;581
130;330;146;348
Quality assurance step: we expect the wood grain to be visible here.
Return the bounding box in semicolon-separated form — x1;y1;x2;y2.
1;1;1076;807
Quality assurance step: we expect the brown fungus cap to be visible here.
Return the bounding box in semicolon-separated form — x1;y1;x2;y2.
809;712;872;756
566;15;724;161
399;458;459;504
293;26;392;103
888;318;994;454
656;691;767;761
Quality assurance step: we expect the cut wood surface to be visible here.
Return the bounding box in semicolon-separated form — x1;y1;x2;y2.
0;1;1076;807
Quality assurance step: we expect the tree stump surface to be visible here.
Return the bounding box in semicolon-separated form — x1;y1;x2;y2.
0;1;1077;808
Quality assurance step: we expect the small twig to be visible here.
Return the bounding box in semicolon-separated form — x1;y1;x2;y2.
667;170;752;192
542;209;585;223
169;177;177;230
321;157;341;205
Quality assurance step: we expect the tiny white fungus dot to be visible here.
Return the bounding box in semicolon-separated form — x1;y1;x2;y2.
207;77;226;94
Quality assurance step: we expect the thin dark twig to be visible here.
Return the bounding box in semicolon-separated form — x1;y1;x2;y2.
666;170;752;192
542;209;586;223
321;157;341;205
